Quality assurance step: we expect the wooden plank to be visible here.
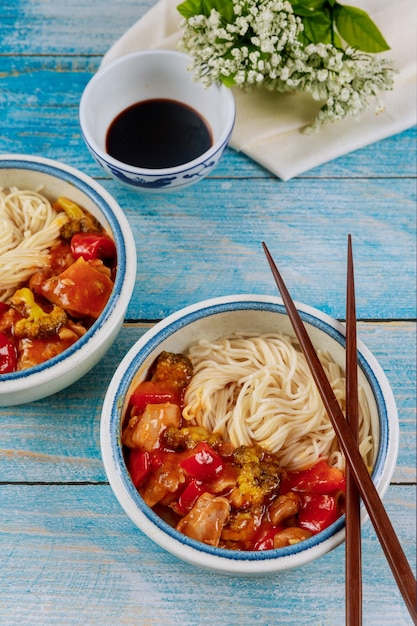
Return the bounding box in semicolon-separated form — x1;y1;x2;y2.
0;0;152;55
0;322;414;483
1;108;415;319
2;1;415;623
0;56;416;179
0;483;414;625
105;176;416;321
354;322;416;485
2;59;414;322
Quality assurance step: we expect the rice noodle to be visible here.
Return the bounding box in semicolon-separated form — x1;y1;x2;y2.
183;333;373;472
0;187;68;302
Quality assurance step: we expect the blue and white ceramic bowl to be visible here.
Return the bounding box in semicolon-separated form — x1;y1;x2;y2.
100;295;398;575
79;50;236;192
0;155;136;406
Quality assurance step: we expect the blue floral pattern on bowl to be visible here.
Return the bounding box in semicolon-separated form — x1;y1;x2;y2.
84;126;233;193
79;50;236;193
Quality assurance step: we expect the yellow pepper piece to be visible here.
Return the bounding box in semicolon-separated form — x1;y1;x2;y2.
54;196;84;219
12;288;46;322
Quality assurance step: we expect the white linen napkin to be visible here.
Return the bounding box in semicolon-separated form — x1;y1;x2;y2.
101;0;416;180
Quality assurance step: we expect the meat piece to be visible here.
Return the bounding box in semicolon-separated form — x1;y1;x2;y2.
122;402;181;451
0;306;22;334
17;335;78;370
162;425;222;451
140;454;186;507
269;492;300;525
220;506;263;544
208;469;240;495
273;527;312;549
40;257;113;319
176;492;230;546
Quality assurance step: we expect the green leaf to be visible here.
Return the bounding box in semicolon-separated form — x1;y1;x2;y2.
210;0;234;22
331;30;343;49
301;12;333;44
220;74;237;88
177;0;234;20
334;5;390;52
177;0;206;18
292;5;323;17
291;0;328;12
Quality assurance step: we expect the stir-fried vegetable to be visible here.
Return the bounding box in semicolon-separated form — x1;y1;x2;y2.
12;288;67;339
122;351;347;551
0;195;116;373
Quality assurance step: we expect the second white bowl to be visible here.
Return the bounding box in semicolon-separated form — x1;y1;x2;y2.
0;154;137;406
100;295;398;574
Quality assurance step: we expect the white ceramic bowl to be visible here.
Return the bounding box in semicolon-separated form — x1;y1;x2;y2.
79;50;236;192
0;154;136;406
100;294;398;575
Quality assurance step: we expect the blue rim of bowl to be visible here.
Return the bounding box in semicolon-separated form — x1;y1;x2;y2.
0;156;128;381
109;298;389;562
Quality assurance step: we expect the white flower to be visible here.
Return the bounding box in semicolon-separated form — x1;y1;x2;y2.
178;0;395;130
280;67;290;81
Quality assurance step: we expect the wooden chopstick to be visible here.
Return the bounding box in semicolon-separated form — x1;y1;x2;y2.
262;242;417;623
345;235;362;625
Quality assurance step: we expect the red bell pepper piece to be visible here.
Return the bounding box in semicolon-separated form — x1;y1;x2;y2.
252;526;284;551
298;493;339;534
180;442;224;482
128;449;151;488
70;232;116;265
280;459;345;494
0;302;10;316
0;332;17;374
177;479;205;515
149;449;166;471
130;380;181;413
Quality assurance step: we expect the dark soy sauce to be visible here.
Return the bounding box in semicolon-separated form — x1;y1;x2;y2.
106;99;213;169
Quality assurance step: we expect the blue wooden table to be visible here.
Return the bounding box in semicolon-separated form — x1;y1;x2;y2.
0;1;416;624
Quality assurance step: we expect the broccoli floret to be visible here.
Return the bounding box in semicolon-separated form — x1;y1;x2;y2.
149;351;193;391
59;218;82;241
54;197;100;241
162;425;222;451
12;288;67;339
232;445;282;506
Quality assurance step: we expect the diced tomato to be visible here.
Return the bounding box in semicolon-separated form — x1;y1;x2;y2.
298;493;339;534
0;332;17;373
71;232;116;266
280;459;346;494
180;442;224;482
0;303;10;316
177;479;205;515
128;449;151;488
130;380;181;413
